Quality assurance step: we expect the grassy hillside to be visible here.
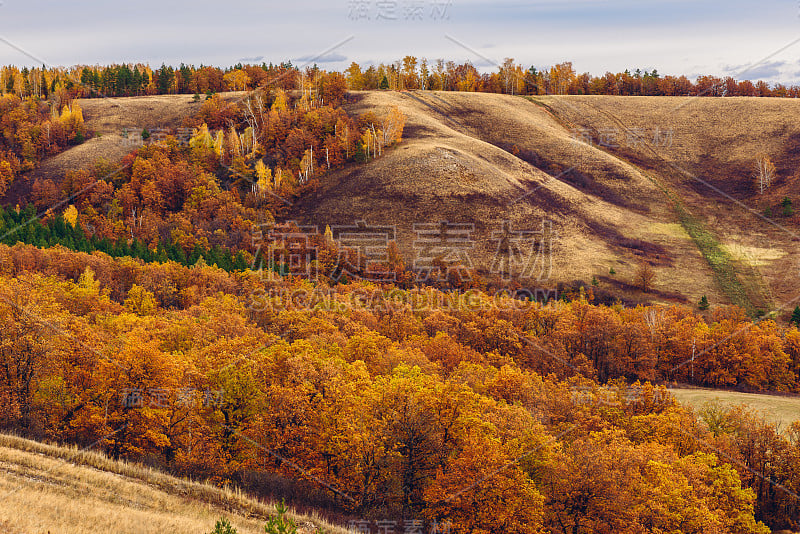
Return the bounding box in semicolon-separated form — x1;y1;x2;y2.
288;91;800;314
537;95;800;316
0;434;347;534
290;91;726;306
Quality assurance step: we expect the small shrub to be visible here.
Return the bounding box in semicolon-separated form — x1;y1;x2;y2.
265;500;297;534
210;518;238;534
782;197;794;217
698;295;709;310
609;267;616;275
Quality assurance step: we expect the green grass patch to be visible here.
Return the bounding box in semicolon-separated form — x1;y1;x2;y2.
674;203;755;315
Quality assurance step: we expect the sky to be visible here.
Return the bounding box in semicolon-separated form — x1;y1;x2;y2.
1;0;800;83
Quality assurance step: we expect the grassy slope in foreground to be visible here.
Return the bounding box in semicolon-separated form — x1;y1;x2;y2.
0;434;347;534
670;387;800;429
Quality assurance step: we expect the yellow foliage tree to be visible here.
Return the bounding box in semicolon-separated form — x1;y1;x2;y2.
223;69;251;91
0;160;14;197
424;434;546;534
124;284;157;316
381;105;406;146
189;124;213;151
271;89;288;112
362;129;375;160
63;205;78;228
213;130;225;161
299;149;313;183
254;160;272;194
60;102;84;137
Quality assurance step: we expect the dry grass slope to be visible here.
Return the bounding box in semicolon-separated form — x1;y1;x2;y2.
537;95;800;315
0;434;348;534
292;91;723;305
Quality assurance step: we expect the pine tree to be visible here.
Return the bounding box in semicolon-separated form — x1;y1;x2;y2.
40;74;49;98
209;517;238;534
782;197;794;217
699;295;710;310
233;251;248;271
791;306;800;326
264;500;296;534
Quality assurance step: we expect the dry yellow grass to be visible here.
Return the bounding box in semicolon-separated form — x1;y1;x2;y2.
670;387;800;429
0;434;348;534
290;90;722;305
540;95;800;315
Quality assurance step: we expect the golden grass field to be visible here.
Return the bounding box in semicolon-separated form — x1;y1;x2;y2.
669;387;800;429
538;95;800;316
0;434;348;534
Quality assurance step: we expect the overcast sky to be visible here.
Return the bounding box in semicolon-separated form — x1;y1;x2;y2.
1;0;799;83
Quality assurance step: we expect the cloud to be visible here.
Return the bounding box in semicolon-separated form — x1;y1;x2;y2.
293;52;347;64
238;55;264;63
725;60;787;80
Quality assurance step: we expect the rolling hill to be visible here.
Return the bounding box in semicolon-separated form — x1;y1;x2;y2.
292;91;800;313
6;89;800;315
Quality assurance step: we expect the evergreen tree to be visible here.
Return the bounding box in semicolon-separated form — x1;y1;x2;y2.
791;306;800;326
157;64;174;94
209;517;238;534
156;245;170;263
40;74;49;98
189;244;204;264
233;251;248;271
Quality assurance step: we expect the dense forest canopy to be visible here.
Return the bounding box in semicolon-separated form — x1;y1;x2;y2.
1;242;799;532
